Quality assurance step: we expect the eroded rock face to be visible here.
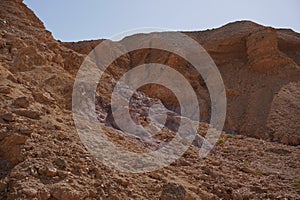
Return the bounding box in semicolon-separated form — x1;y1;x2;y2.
246;27;292;72
0;0;84;110
67;21;300;144
267;81;300;145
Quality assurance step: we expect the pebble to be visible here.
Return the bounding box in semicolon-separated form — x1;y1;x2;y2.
38;166;57;177
0;85;11;94
34;92;55;104
0;113;15;122
160;182;187;200
19;127;33;135
13;96;30;108
13;109;41;120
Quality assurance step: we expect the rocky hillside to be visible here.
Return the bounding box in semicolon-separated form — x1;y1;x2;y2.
63;22;300;146
0;0;299;199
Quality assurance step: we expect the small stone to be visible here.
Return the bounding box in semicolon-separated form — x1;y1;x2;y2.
13;109;41;120
40;189;51;200
38;167;46;175
45;167;57;177
7;74;18;83
38;166;57;177
160;183;187;200
250;186;267;193
30;167;38;176
0;180;7;192
22;187;38;197
51;184;81;200
0;85;11;94
149;172;161;180
57;132;67;140
0;133;27;165
54;124;62;130
0;113;15;122
37;129;46;134
115;178;130;187
171;159;190;167
236;135;245;139
19;127;33;135
13;97;30;108
57;170;69;178
34;92;55;104
55;158;67;168
56;118;63;123
0;38;5;48
240;166;254;174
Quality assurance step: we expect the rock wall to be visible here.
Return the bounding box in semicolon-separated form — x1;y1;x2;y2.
63;22;300;145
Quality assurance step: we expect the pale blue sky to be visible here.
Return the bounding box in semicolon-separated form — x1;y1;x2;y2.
24;0;300;42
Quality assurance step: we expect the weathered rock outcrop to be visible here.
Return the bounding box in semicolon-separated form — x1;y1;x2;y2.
64;21;300;145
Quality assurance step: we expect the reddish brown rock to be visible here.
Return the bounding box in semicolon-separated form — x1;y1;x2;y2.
33;92;55;104
0;113;15;122
0;180;7;193
38;166;57;177
13;97;30;108
160;183;187;200
0;133;27;165
13;109;41;119
50;183;81;200
19;127;33;135
0;86;11;94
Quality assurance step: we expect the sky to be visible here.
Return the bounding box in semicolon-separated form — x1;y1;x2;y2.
24;0;300;42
